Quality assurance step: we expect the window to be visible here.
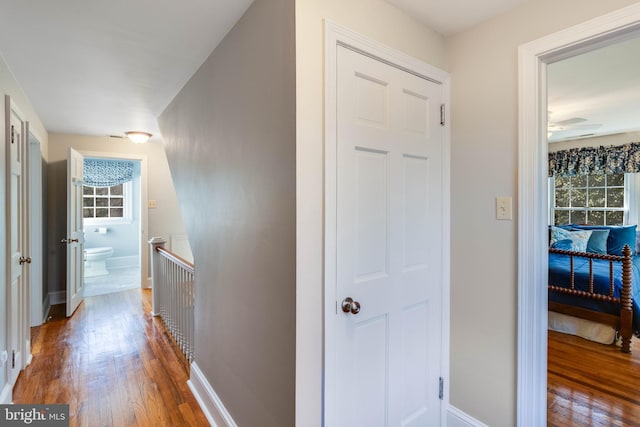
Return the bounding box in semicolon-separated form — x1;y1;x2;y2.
83;182;131;223
552;173;627;225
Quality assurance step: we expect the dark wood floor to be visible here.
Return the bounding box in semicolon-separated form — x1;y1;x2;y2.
548;330;640;426
13;289;209;427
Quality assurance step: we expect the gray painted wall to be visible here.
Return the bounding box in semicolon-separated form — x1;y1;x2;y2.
158;0;295;425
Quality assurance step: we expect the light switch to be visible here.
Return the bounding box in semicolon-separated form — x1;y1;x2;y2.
496;196;512;220
148;199;158;209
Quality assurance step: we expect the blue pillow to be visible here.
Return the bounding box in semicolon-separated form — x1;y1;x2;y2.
551;239;573;250
550;226;592;252
608;225;637;255
573;225;637;256
586;229;609;254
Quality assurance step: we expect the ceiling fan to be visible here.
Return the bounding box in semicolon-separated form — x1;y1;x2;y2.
547;116;603;140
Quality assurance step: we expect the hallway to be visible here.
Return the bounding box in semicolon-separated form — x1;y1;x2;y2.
12;289;208;427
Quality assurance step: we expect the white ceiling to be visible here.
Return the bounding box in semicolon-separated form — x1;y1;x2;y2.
547;35;640;143
0;0;532;143
1;0;632;144
0;0;253;141
386;0;530;36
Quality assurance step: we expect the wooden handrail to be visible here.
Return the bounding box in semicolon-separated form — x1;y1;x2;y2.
156;246;195;274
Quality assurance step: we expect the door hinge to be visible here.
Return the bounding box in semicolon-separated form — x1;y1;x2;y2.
11;350;15;369
440;104;445;126
10;125;14;144
439;377;444;400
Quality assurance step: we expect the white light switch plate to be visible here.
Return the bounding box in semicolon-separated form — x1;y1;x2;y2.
496;196;513;220
148;199;158;209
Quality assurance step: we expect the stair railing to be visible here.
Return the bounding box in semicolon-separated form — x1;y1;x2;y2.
149;237;195;362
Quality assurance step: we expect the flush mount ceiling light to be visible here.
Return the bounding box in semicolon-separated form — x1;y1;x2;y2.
125;131;152;144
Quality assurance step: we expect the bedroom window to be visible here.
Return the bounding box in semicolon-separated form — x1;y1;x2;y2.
83;182;131;224
551;173;631;226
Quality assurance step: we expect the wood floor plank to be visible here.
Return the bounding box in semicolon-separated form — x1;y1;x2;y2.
548;330;640;426
12;289;209;427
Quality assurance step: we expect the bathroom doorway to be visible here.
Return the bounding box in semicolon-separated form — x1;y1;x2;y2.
80;153;148;297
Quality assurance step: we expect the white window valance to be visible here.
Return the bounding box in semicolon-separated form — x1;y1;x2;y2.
84;158;134;187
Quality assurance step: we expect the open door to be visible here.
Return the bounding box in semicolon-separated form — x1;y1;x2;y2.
65;147;84;316
6;96;27;385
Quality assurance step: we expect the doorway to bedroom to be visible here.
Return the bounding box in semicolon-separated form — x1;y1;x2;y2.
81;156;142;297
545;31;640;426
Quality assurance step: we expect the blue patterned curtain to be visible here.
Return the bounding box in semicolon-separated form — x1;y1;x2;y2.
84;158;134;187
549;142;640;177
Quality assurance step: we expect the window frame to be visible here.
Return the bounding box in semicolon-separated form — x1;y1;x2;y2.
549;173;637;226
83;181;133;225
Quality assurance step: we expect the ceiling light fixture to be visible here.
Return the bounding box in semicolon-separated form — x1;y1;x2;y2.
125;131;152;144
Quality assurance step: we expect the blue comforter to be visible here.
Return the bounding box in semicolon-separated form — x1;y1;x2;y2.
548;252;640;333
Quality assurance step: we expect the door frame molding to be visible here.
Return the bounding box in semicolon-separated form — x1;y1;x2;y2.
79;150;149;289
27;129;44;328
517;4;640;425
323;20;451;424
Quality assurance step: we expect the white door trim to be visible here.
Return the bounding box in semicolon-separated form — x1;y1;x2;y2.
323;20;451;424
28;131;43;327
517;4;640;425
79;151;149;289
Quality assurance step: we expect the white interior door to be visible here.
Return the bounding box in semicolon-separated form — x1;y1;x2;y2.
6;98;26;385
66;147;84;316
330;46;444;426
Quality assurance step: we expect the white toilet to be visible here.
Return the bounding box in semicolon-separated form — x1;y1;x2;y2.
84;247;114;277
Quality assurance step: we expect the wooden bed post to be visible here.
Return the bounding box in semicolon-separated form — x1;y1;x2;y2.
620;244;633;353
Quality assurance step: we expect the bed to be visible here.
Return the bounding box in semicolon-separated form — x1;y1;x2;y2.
548;224;640;353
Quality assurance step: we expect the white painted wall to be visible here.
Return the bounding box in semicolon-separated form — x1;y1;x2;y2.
446;0;639;425
295;1;447;425
0;52;48;401
46;133;187;295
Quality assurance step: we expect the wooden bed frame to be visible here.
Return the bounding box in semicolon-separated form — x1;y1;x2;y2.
548;244;633;353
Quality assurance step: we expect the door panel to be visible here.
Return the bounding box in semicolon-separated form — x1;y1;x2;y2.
354;147;388;280
353;314;388;425
332;46;444;427
66;147;84;316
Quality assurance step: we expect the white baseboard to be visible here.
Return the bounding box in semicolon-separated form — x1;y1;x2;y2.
42;293;51;322
25;340;32;367
188;362;237;427
49;290;66;306
0;383;12;404
447;405;489;427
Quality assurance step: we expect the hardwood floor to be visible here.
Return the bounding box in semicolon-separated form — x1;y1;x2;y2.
13;289;209;427
548;330;640;426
